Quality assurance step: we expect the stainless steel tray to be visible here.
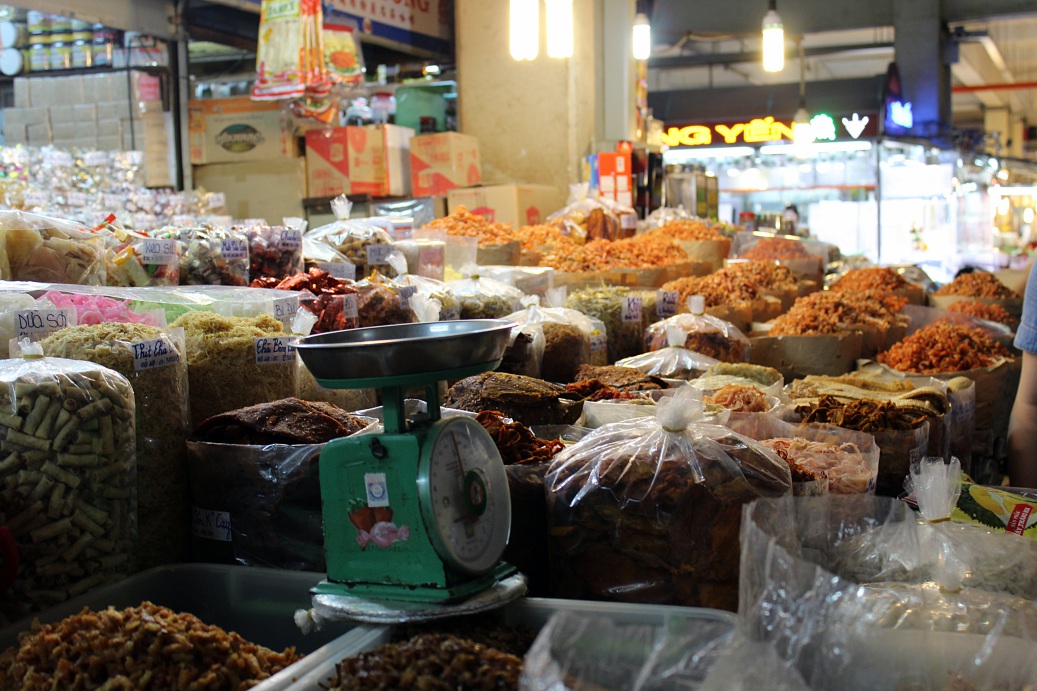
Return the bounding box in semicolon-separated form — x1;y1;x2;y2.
0;564;376;691
284;597;737;690
294;319;513;381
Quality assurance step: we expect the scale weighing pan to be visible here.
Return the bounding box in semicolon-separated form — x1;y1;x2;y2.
294;319;514;389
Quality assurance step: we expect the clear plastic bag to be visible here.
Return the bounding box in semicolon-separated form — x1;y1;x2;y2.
0;209;105;285
740;492;1037;690
243;224;304;281
546;387;792;610
499;322;545;379
726;413;879;494
0;350;136;621
547;194;638;242
504;298;600;383
395;274;459;321
38;324;190;570
644;312;750;363
690;362;784;398
96;224;180;288
446;274;525;319
354;272;417;327
521;609;808;691
176;225;250;286
565;285;644;363
615;345;720;380
306;217;406;279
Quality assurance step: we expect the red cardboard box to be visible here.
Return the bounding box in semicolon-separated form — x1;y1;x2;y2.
410;132;481;197
346;124;414;197
305;128;351;198
597;151;633;208
446;184;565;228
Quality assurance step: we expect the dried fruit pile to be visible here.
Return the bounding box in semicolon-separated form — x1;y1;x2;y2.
876;322;1012;374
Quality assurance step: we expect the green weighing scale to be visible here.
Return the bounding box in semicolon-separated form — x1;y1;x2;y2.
294;320;526;622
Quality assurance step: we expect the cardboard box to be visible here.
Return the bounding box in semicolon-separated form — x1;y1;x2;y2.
48;105;75;126
26;122;51;144
346;124;414;197
409;132;481;197
19;106;47;127
305;128;350;198
27;79;48;107
95;101;125;121
97;135;121;151
596;152;633;208
13;78;29;106
51;122;75;141
97;119;122;138
189;97;296;165
193;158;306;225
73;104;97;122
446;184;566;228
74;121;97;139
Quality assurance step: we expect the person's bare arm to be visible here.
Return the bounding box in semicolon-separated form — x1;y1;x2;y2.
1007;350;1037;487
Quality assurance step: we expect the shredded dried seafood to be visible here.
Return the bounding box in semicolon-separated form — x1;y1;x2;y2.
740;237;814;261
829;267;908;293
662;272;757;310
761;438;872;494
324;633;522;690
425;205;518;247
643;219;726;242
934;271;1018;298
476;410;565;465
0;601;300;690
946;299;1018;328
877;322;1011;374
705;384;771;412
563;378;643;401
539;234;688;272
720;261;798;291
797;395;928;432
517;223;580;252
769;291;907;336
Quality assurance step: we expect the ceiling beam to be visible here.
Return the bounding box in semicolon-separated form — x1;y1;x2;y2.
648;41;893;70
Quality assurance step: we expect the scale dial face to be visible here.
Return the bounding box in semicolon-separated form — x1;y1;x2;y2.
416;416;511;576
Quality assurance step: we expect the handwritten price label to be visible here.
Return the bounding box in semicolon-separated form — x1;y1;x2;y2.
220;237;249;260
132;338;181;371
254;336;297;365
277;228;302;251
141;238;179;265
208;192;226;209
621;296;643;323
83;151;108;167
317;261;356;280
14;309;73;340
657;290;679;317
366;243;394;266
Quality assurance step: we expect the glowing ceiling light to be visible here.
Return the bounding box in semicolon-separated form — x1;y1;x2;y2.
509;0;538;61
762;1;784;72
633;12;651;60
545;0;574;58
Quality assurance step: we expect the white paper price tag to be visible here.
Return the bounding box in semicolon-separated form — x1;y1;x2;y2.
141;238;178;265
103;193;123;209
192;507;231;542
24;191;47;207
657;290;679;317
48;150;74;167
131;338;181;371
208;192;226;209
341;292;359;320
83;151;108;167
254;336;296;365
621;296;643;323
271;295;299;324
317;261;355;280
220;237;248;260
366;243;394;265
590;333;608;354
66;191;88;207
278;228;302;250
14;308;73;339
398;285;418;307
620;213;638;230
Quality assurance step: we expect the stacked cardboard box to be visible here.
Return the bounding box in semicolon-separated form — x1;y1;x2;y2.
304;124;415;199
6;71;173;187
409;131;481;197
190;97;305;223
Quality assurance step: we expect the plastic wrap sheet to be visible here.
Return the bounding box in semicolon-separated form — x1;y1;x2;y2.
306;218;406;279
244;224;304;281
644;312;749;363
39;324;190;570
0;354;136;621
446;275;525;319
547;195;638;242
176;225;250;286
740;494;1037;691
616;347;720;380
565;285;646;364
521;608;808;691
0;210;105;285
545;388;792;611
505;301;601;383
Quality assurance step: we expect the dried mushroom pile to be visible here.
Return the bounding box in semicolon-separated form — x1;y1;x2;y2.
0;602;300;690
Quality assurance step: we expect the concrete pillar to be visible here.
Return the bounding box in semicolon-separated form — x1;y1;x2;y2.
1010;118;1025;159
893;0;951;138
455;0;600;191
984;106;1010;156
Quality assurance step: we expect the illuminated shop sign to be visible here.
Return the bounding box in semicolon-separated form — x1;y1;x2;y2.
882;62;913;134
661;112;875;148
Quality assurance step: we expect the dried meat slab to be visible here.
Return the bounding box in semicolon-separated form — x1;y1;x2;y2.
573;365;666;391
193;397;369;444
444;372;583;426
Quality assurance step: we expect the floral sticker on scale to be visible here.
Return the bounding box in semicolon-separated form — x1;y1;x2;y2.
348;475;410;549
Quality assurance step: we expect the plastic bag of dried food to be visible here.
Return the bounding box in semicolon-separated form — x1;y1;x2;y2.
243;224;304;281
726;413;879;495
39;323;190;571
0;347;136;621
0;291;54;357
307;216;407;279
171;312;298;429
616;325;721;380
185;403;375;571
354;272;416;327
741;480;1037;691
252;0;325;100
504;298;599;383
446;274;525;320
176;225;250;286
690;362;784;399
645;311;750;363
0;210;105;285
395;274;460;320
498;321;545;379
545;386;791;610
547;193;638;242
95;224;180;288
521;609;809;691
565;285;644;363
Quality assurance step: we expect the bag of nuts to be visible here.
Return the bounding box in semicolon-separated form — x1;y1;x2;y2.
0;344;136;623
